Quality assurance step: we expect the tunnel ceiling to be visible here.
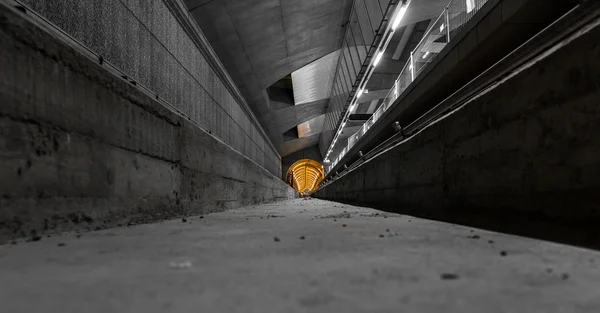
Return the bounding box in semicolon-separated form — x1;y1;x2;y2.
185;0;353;156
186;0;449;158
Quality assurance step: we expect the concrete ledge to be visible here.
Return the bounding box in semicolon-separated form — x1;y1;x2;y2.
0;5;296;242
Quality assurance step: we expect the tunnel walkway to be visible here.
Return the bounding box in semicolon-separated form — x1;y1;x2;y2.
2;199;599;312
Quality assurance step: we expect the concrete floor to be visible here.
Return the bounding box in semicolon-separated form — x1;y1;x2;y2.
1;199;599;313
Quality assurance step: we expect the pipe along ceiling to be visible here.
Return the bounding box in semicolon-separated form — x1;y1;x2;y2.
285;159;325;195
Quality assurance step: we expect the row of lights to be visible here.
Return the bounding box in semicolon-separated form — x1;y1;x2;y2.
324;1;410;164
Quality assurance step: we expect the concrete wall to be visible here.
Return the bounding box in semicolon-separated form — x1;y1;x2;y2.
17;0;281;176
0;4;296;242
315;13;600;244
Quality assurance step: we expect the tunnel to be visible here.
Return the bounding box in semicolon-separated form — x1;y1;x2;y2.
285;159;325;195
1;0;600;311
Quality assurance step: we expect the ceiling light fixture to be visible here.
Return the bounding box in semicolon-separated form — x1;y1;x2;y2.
356;88;364;98
373;51;384;66
391;5;408;30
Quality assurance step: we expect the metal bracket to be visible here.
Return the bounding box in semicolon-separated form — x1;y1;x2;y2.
393;121;405;136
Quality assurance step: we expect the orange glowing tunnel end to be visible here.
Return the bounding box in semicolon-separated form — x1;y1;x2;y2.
285;159;325;195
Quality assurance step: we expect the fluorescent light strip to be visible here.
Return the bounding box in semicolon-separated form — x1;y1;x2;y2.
356;88;364;98
391;5;408;30
373;51;384;66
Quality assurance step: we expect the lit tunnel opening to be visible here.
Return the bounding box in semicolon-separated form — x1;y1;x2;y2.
285;159;325;195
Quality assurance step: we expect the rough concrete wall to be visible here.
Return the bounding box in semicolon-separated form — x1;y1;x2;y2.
16;0;281;176
0;5;296;242
315;17;600;233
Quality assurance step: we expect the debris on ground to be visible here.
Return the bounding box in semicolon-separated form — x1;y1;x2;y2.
57;243;66;247
342;224;347;227
300;236;305;240
468;235;480;239
500;251;507;256
440;273;460;280
561;273;570;280
379;234;385;238
274;237;281;242
181;218;187;223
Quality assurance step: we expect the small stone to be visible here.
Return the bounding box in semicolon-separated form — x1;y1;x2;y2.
469;235;480;239
76;234;82;238
561;273;570;280
379;234;385;238
181;218;187;223
274;237;281;242
441;273;459;280
488;240;494;244
500;251;507;256
57;243;66;247
300;236;305;240
342;224;347;227
10;241;17;245
31;236;41;242
199;216;204;219
386;229;390;232
168;261;192;269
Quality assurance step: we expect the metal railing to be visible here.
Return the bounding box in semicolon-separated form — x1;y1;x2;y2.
328;0;489;173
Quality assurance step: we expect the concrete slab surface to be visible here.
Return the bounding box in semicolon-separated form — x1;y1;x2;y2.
1;199;599;313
